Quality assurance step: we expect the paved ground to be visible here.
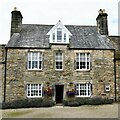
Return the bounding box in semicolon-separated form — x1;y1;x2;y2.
1;103;119;118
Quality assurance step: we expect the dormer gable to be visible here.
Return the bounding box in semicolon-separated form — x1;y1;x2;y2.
47;20;72;44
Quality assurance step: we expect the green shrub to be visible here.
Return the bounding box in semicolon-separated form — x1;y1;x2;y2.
68;101;79;106
41;98;55;107
63;100;79;106
89;97;104;105
63;100;68;106
76;98;91;105
103;98;114;104
27;98;44;107
2;98;55;109
63;97;113;106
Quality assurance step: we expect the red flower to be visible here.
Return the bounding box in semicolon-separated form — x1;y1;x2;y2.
44;86;53;96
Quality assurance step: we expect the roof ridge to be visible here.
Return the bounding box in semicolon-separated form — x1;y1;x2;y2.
22;24;97;27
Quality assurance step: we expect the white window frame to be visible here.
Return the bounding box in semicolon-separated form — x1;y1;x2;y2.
47;21;72;44
76;83;91;97
76;53;90;71
28;52;43;70
105;85;110;92
55;52;63;71
27;84;43;98
57;28;62;42
51;29;69;44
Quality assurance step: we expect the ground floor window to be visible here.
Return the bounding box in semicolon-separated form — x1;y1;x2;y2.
76;83;91;97
27;84;42;97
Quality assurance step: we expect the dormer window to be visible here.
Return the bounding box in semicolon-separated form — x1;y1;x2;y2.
57;28;62;42
47;20;72;44
53;33;55;42
64;33;66;42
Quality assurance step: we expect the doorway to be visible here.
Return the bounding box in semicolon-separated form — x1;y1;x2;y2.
55;85;64;104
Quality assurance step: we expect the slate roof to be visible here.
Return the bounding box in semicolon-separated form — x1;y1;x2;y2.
6;24;113;49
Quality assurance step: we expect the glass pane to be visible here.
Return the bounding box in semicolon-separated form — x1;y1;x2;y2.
39;61;42;69
56;53;62;61
76;62;79;69
64;33;66;42
87;62;89;69
28;61;31;69
53;33;55;41
57;28;62;42
28;53;31;61
39;53;42;61
32;61;38;69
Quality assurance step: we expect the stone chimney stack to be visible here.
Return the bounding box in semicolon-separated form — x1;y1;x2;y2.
10;7;23;37
96;9;108;35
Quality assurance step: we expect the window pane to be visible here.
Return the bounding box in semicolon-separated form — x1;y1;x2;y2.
53;33;55;42
55;52;63;70
32;61;38;69
76;83;91;97
27;84;42;97
28;61;31;69
28;53;31;61
39;61;42;69
57;28;62;42
76;53;90;70
28;52;42;70
64;33;66;42
76;62;79;69
39;53;42;61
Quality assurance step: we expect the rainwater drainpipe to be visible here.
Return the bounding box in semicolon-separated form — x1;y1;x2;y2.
113;49;117;102
4;47;7;102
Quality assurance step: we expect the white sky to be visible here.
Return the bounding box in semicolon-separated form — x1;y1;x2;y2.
0;0;119;44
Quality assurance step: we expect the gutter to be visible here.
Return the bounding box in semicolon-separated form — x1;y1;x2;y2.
3;48;7;102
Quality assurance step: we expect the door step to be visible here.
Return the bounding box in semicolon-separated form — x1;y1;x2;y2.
56;103;63;106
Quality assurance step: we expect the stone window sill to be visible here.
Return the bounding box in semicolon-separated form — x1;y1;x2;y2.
76;69;90;72
27;69;43;72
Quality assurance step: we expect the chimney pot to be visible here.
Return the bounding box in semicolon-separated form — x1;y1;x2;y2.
99;9;103;14
14;7;17;11
102;9;105;13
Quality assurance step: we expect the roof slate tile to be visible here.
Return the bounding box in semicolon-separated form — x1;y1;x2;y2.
6;24;113;49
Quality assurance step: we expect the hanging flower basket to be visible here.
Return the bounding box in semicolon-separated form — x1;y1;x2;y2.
44;87;53;96
66;89;76;97
66;82;76;97
44;82;54;97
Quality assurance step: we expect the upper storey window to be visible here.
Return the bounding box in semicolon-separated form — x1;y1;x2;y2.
47;20;72;44
57;28;62;42
28;52;42;70
76;53;90;71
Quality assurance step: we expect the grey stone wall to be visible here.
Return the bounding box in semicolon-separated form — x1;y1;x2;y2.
116;60;120;101
109;36;120;101
5;46;115;102
0;44;5;102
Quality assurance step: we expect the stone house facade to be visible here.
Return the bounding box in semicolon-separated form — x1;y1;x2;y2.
1;8;120;103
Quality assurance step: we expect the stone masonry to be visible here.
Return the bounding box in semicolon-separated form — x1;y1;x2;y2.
5;45;115;102
0;45;5;102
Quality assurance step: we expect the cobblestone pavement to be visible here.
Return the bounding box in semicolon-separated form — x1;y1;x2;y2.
1;103;119;118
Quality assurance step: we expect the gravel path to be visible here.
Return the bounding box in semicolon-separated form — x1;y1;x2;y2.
2;103;119;118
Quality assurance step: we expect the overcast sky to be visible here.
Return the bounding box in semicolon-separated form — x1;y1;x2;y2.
0;0;119;44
